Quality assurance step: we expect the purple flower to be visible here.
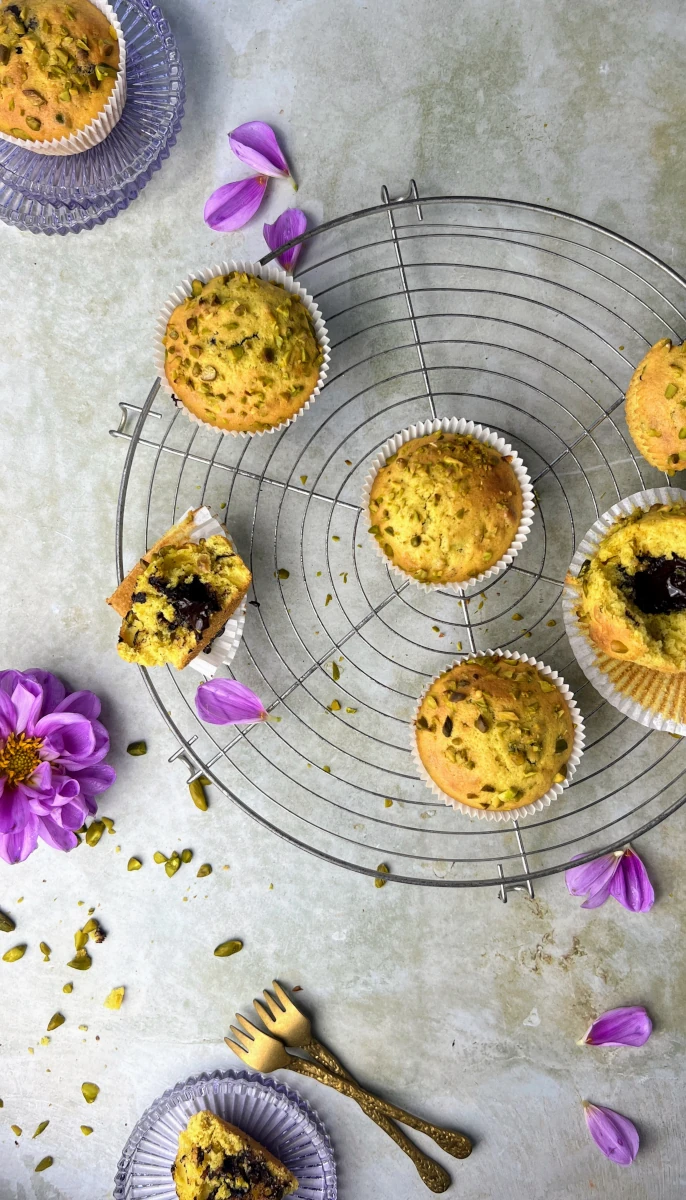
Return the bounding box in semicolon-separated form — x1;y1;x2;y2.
583;1102;639;1166
565;847;654;912
229;122;293;183
204;175;269;233
0;669;115;864
579;1006;652;1048
195;679;267;726
263;208;307;272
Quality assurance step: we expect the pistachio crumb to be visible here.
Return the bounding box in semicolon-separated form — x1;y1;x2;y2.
374;863;390;888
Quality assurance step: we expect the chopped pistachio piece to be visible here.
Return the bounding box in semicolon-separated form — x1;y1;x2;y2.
214;939;243;958
62;982;73;994
81;1125;93;1136
67;952;92;971
3;944;26;962
47;1013;65;1031
374;863;390;888
104;986;125;1010
0;909;16;933
39;941;51;960
32;1121;49;1139
189;780;208;811
35;1156;53;1172
197;863;212;877
127;740;147;755
127;857;142;871
181;848;193;864
81;1082;99;1104
11;1125;21;1136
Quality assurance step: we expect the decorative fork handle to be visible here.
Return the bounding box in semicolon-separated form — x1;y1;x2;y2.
301;1035;472;1160
286;1056;451;1193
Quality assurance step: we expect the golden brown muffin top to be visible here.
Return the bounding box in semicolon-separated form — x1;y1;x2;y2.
625;337;686;474
368;432;523;584
0;0;120;142
163;272;323;435
415;655;574;811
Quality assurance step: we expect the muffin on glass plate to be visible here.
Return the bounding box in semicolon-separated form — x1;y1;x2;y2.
365;424;532;587
0;0;123;149
625;337;686;474
160;269;327;436
173;1110;299;1200
107;508;251;671
413;653;583;820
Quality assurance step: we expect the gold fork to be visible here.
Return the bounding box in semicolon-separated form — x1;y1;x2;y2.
253;981;471;1161
226;1015;453;1194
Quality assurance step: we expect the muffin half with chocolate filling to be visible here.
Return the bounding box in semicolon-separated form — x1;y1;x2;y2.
570;501;686;673
173;1110;298;1200
107;509;251;670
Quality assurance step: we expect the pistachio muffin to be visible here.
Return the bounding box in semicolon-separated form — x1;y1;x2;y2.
163;272;324;435
570;501;686;673
173;1110;299;1200
625;338;686;473
368;431;523;584
415;655;575;813
106;509;251;670
0;0;120;144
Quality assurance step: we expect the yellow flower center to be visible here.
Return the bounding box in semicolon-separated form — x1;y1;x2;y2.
0;731;43;787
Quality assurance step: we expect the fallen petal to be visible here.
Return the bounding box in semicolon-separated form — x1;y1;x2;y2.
229;121;291;179
263;208;307;272
195;679;267;725
583;1102;639;1166
204;176;268;232
611;848;655;913
566;852;621;902
580;1006;652;1048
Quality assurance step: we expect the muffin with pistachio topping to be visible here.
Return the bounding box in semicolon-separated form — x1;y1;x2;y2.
367;431;523;585
625;338;686;473
162;271;324;435
0;0;121;145
414;655;576;814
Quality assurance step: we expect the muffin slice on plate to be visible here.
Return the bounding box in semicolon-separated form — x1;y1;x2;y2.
173;1110;298;1200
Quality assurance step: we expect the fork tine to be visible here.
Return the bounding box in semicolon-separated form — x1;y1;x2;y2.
228;1024;251;1050
263;988;283;1017
272;980;294;1010
253;998;274;1027
225;1035;250;1062
235;1012;263;1039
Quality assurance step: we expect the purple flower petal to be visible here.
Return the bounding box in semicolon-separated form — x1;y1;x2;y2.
0;817;38;864
0;788;30;833
0;689;15;740
36;713;96;766
583;1102;639;1166
566;853;621;901
580;1006;653;1048
54;689;101;721
195;679;267;725
37;815;78;853
204;176;268;233
11;678;42;734
229;121;291;180
263;208;307;272
69;762;116;796
611;848;655;913
23;669;66;715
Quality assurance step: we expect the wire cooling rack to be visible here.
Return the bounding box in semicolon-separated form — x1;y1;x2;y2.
111;186;686;895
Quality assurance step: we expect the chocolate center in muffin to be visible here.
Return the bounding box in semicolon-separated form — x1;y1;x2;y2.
621;554;686;615
148;575;219;633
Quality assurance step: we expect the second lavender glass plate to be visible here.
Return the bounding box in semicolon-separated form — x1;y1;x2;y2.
0;0;184;235
113;1068;337;1199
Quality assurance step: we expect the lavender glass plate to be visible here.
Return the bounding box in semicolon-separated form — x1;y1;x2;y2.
0;0;184;235
113;1068;337;1200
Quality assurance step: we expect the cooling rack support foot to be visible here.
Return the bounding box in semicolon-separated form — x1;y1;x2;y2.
497;821;535;902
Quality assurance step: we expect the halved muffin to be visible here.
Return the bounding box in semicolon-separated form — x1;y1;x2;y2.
173;1110;298;1200
107;509;251;670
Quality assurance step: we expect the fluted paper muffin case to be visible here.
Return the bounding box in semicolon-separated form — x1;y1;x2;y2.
174;506;246;679
154;260;331;439
410;650;585;823
0;0;126;156
563;486;686;735
361;417;535;593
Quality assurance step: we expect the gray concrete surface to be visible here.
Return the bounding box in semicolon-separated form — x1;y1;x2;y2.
1;0;686;1195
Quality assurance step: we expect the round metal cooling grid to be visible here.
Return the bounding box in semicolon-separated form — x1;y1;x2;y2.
113;194;686;888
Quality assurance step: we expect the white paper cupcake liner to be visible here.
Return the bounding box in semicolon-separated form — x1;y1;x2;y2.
410;650;585;823
0;0;126;156
361;417;534;593
178;506;247;679
154;260;330;439
563;486;686;735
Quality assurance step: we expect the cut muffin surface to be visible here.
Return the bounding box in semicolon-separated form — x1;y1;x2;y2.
173;1110;299;1200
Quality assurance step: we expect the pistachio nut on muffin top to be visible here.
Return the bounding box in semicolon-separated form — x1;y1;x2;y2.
163;272;324;435
0;0;120;143
368;431;523;584
570;501;686;674
415;655;574;813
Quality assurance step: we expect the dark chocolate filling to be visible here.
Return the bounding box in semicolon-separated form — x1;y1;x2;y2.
204;1148;289;1198
148;574;219;633
620;554;686;615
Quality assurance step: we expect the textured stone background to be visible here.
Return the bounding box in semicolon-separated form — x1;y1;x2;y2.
1;0;686;1196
